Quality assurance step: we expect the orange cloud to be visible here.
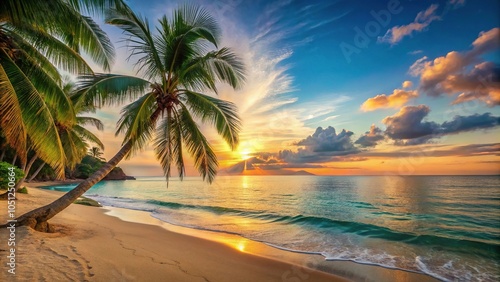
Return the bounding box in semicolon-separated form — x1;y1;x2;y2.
379;4;440;44
409;28;500;106
402;80;413;89
361;89;418;111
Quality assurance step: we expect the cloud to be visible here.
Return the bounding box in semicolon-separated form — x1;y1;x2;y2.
361;88;418;111
295;126;358;153
355;125;385;147
383;105;439;141
449;0;466;8
322;115;339;122
408;50;423;55
277;149;332;163
294;95;351;123
402;81;413;89
224;154;363;174
409;28;500;106
382;105;500;145
379;4;440;44
243;126;361;165
476;160;500;164
360;143;499;158
224;156;324;173
448;62;500;106
440;112;500;133
469;28;500;57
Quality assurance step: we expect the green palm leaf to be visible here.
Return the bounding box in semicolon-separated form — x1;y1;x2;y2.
181;90;241;149
0;50;65;177
154;111;174;180
180;47;245;92
17;51;75;124
116;92;158;155
76;116;104;131
106;5;165;81
2;0;117;72
73;125;104;149
66;0;125;15
177;104;218;183
60;14;115;71
75;74;150;107
6;24;94;75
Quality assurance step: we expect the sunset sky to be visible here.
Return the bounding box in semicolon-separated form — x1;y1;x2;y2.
88;0;499;176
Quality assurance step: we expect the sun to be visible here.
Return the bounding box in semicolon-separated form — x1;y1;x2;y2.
240;149;252;160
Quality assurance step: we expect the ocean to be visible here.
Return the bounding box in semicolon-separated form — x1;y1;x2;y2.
43;175;500;281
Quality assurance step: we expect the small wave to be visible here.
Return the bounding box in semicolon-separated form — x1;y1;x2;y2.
416;256;452;282
85;195;157;212
348;201;378;210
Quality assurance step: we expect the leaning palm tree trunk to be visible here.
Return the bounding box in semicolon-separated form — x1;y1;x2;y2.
27;162;45;182
15;153;38;189
10;140;132;232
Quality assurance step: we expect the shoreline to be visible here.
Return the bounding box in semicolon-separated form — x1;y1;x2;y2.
103;206;438;282
1;182;438;281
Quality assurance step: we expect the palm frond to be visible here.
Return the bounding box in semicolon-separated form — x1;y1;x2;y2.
60;128;89;169
0;0;69;27
0;50;65;177
0;57;27;165
17;52;76;124
156;16;201;78
106;5;165;81
115;92;158;156
177;4;220;46
180;47;245;91
74;73;150;107
66;0;125;15
77;116;104;131
60;13;115;71
73;125;104;150
6;24;94;75
153;107;185;182
181;90;240;149
3;0;115;72
153;111;173;180
178;104;218;183
11;34;61;83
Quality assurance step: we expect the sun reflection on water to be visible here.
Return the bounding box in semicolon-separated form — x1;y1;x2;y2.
242;176;249;189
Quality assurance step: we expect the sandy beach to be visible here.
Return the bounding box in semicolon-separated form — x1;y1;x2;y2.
0;184;438;282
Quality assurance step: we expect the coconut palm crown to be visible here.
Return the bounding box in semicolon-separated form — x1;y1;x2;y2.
76;4;245;183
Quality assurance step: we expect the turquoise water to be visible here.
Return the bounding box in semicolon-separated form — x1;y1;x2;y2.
45;175;500;281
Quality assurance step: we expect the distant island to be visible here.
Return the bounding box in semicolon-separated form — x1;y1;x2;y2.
102;166;136;181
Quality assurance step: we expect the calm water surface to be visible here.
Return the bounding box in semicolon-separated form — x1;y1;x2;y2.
45;175;500;281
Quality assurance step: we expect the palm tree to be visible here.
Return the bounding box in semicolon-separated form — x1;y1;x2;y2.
24;82;105;183
0;0;122;179
88;146;105;161
12;4;245;232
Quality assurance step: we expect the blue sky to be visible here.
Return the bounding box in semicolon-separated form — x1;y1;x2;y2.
89;0;500;176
